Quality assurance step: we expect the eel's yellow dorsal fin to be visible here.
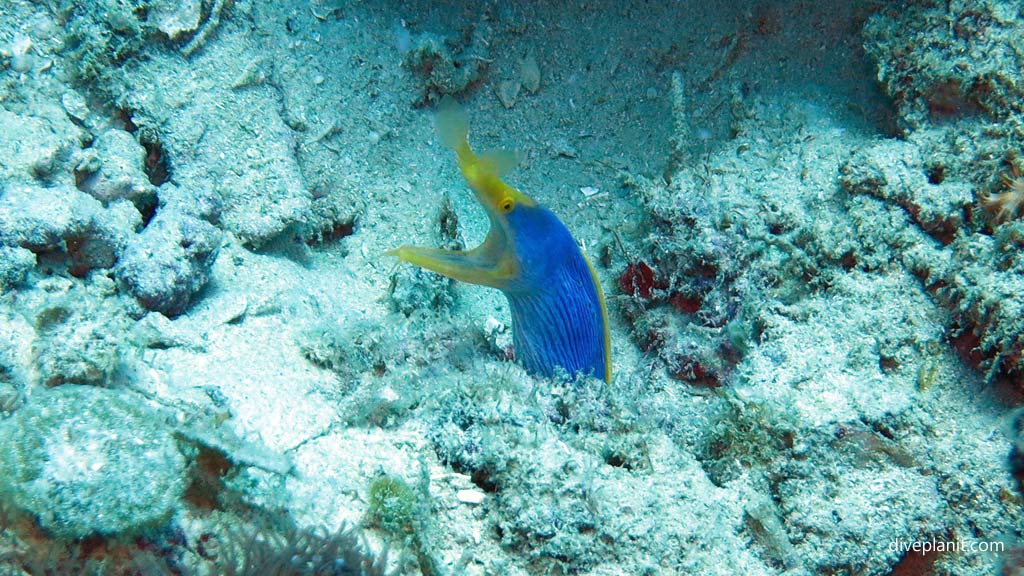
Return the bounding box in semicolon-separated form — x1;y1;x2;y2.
582;250;612;384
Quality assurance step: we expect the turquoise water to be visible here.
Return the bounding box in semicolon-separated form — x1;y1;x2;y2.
0;1;1021;574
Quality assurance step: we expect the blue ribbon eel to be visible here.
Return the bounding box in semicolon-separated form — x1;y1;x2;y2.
388;97;611;383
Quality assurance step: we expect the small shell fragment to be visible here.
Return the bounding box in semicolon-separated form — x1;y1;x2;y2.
520;51;540;94
456;489;486;505
61;91;90;122
495;79;521;109
580;186;600;198
151;0;203;39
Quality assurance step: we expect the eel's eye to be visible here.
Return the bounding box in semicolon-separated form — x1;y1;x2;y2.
499;197;515;213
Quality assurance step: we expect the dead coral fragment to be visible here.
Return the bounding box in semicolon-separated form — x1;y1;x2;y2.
981;166;1024;225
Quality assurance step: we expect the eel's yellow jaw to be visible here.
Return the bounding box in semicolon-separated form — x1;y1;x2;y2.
388;222;518;290
389;95;532;291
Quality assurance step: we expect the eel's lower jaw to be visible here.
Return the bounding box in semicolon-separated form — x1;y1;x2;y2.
388;244;516;289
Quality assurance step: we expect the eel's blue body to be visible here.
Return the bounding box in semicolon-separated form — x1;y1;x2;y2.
503;204;608;381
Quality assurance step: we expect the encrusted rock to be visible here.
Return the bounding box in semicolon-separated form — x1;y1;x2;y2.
33;287;129;387
0;108;84;183
116;185;222;316
0;385;187;538
0;183;141;276
74;129;155;205
402;29;490;102
0;183;98;251
840;140;971;244
0;246;34;290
